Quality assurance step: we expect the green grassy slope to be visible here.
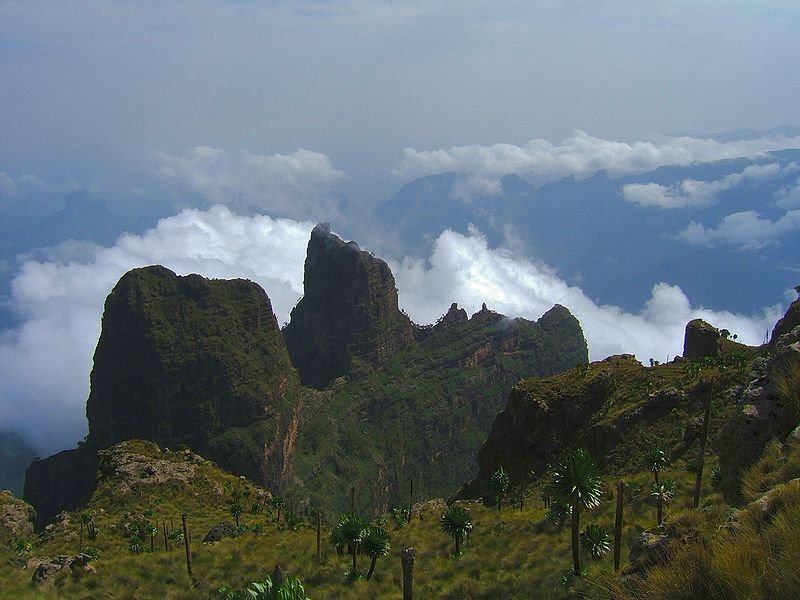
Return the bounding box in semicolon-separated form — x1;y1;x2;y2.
9;345;796;600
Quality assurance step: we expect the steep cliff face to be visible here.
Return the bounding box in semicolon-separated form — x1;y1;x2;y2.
457;311;765;502
283;225;415;388
85;265;298;450
291;302;589;515
719;300;800;488
26;266;301;527
24;446;97;530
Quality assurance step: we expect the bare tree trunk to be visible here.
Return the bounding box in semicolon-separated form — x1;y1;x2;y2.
613;480;624;572
316;511;322;564
694;380;714;508
401;547;415;600
366;555;377;580
163;522;169;551
571;502;581;575
408;478;413;524
182;513;192;577
657;496;663;526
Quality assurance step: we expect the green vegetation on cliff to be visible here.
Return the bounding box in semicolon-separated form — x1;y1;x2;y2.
287;303;587;516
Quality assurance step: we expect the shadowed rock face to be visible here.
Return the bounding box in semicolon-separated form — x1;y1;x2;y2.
684;319;720;359
24;446;97;531
283;225;415;388
85;265;298;450
26;266;300;528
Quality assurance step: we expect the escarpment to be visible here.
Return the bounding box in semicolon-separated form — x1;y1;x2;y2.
25;225;590;525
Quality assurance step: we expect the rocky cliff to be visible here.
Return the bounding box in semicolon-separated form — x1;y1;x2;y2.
24;446;97;530
26;266;301;527
291;302;589;515
25;229;589;526
85;265;299;450
719;299;800;491
283;225;415;388
457;315;767;502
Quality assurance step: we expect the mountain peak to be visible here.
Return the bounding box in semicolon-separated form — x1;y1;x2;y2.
284;227;415;387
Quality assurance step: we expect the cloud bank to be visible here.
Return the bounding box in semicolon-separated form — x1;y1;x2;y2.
392;131;800;198
0;206;312;455
391;227;781;363
0;210;784;456
622;163;787;209
677;210;800;249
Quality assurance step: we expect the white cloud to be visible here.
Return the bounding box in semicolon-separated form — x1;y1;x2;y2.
774;176;800;210
0;171;77;201
0;211;784;457
392;131;800;196
622;162;783;208
391;227;781;365
151;146;345;220
0;206;312;455
676;209;800;249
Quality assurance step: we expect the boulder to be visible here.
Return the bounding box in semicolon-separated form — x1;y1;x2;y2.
202;521;238;543
628;533;670;573
30;553;96;587
683;319;720;359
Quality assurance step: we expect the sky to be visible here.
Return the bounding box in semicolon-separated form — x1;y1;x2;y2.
1;0;800;455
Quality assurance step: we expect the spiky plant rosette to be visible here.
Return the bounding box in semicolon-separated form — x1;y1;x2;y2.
579;524;611;558
551;448;603;510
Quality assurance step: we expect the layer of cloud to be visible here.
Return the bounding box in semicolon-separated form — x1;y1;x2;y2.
677;209;800;249
774;177;800;210
622;162;787;209
0;210;785;457
392;131;800;198
392;227;781;363
151;147;346;220
0;206;312;455
0;171;76;201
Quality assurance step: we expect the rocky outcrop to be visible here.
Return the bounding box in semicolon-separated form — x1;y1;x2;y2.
457;355;630;500
283;225;415;387
434;303;469;331
85;265;298;450
202;521;238;543
24;446;97;531
95;440;203;492
770;299;800;346
29;553;96;587
719;301;800;488
683;319;720;359
0;490;35;542
27;265;300;526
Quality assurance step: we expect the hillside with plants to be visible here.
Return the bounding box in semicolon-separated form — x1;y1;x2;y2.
3;296;799;599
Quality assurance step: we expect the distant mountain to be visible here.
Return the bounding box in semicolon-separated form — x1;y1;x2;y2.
0;192;168;329
373;151;800;313
0;431;37;496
